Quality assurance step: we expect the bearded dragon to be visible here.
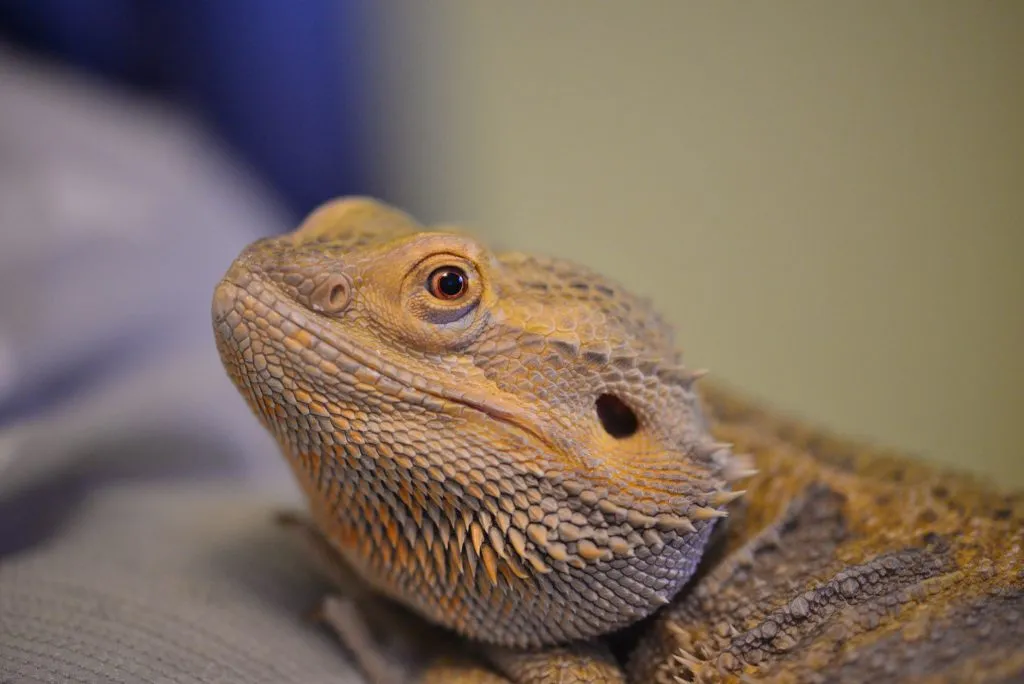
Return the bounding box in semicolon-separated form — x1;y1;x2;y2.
211;197;1023;683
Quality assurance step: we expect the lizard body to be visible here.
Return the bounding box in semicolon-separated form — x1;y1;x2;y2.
212;198;1023;683
632;383;1024;683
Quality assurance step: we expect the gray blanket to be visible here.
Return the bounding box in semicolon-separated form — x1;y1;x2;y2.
0;47;359;683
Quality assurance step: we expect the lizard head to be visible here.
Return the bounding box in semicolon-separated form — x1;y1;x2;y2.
212;197;752;648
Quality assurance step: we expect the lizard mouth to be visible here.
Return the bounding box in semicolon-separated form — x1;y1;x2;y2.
213;277;562;460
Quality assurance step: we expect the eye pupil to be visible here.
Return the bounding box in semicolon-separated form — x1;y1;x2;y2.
438;272;463;295
430;267;468;299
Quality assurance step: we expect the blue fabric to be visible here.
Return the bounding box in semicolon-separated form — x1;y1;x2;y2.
0;0;380;219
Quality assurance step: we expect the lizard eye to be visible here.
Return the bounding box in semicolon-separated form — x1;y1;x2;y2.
428;267;469;300
404;253;483;328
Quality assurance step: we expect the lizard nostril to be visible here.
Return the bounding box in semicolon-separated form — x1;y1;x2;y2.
311;274;352;315
596;394;639;438
329;284;347;306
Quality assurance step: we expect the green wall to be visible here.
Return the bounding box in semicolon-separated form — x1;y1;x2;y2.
378;2;1024;486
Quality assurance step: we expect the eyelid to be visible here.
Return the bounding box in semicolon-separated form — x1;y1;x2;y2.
408;250;473;274
405;257;482;327
411;254;481;293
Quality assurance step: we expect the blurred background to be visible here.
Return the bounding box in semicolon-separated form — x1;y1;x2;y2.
0;0;1021;496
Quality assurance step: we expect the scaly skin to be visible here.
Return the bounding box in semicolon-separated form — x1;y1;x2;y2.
212;198;1023;683
629;385;1024;684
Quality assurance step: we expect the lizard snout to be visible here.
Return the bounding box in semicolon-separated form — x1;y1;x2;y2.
211;277;246;327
